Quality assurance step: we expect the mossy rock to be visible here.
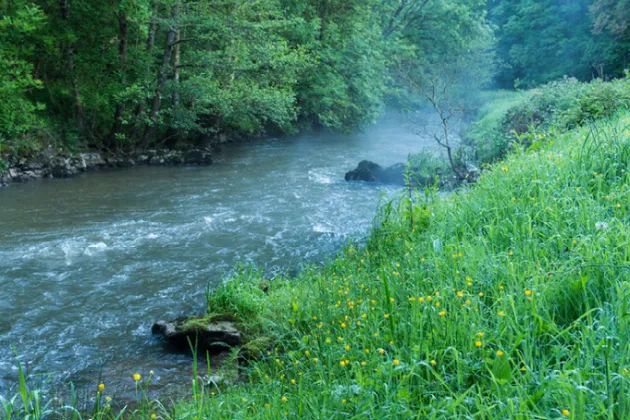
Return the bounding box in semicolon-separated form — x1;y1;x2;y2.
152;316;242;354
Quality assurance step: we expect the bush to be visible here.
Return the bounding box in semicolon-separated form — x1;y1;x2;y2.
466;75;630;163
464;90;529;162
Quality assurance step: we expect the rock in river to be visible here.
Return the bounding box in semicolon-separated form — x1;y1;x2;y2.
345;160;406;185
344;160;384;182
152;316;242;354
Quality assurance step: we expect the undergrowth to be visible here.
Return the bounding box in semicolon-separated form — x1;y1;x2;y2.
466;75;630;164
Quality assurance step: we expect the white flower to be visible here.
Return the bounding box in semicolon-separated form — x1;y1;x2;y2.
596;221;609;230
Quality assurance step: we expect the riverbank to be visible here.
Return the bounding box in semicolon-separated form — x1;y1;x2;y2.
4;79;630;418
0;116;428;415
0;147;217;187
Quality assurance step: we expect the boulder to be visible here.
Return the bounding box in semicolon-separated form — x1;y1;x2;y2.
152;316;242;354
135;154;149;165
105;157;123;168
345;160;406;185
183;150;213;165
380;163;406;185
51;157;80;178
8;168;21;180
0;172;9;187
21;161;44;171
70;156;87;172
118;158;136;168
344;160;384;182
80;153;107;169
165;151;184;165
149;155;165;165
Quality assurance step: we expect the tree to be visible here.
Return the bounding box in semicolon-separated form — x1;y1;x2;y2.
489;0;628;87
0;1;46;152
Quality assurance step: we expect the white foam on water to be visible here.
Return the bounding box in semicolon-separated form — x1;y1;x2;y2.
313;224;334;233
84;242;108;256
308;169;334;184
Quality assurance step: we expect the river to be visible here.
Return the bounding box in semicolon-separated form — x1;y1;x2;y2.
0;114;443;401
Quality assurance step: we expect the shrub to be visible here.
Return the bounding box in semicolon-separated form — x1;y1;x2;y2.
466;75;630;163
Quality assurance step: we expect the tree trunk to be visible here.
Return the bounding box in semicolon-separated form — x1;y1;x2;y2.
132;3;159;141
146;4;158;52
110;11;129;148
60;0;84;132
143;5;178;147
172;25;181;110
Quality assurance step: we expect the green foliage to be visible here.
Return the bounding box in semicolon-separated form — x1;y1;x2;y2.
0;2;46;154
466;76;630;162
406;150;452;183
0;0;497;155
490;0;630;87
465;90;531;162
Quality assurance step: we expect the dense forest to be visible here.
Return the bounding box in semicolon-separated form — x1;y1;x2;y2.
0;0;487;156
2;0;627;159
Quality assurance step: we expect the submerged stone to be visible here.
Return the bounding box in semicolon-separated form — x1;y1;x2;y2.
151;316;242;354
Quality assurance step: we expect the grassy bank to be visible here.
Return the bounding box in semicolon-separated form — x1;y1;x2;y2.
171;81;630;417
177;113;630;419
5;80;630;419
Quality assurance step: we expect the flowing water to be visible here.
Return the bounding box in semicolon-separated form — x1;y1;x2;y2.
0;114;444;400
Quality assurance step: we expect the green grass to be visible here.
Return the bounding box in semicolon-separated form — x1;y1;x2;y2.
464;89;530;163
4;86;630;419
169;110;630;419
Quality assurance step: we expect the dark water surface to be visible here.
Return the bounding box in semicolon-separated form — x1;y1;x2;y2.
0;115;440;400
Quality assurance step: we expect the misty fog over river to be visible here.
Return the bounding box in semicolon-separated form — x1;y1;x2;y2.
0;114;447;398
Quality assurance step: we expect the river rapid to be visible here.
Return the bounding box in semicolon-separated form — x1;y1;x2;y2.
0;114;444;400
